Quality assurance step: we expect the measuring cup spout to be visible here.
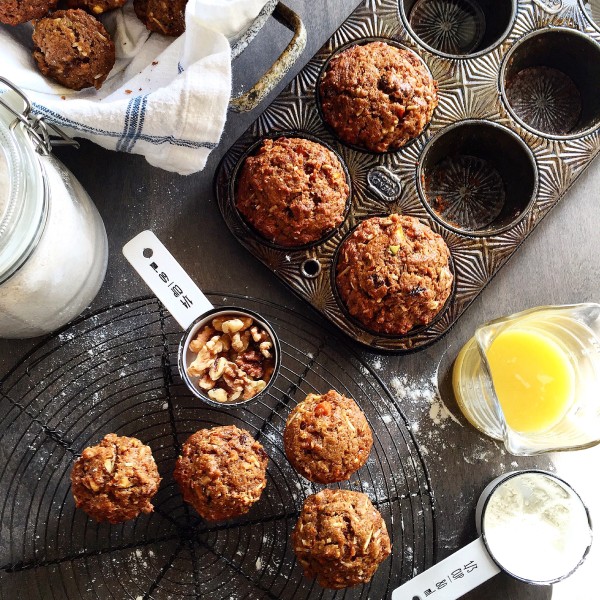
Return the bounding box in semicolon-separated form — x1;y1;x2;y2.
123;230;214;330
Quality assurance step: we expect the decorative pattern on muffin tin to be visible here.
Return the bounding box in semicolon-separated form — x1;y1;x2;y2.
215;0;600;352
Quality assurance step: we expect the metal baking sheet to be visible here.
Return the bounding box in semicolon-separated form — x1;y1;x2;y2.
215;0;600;352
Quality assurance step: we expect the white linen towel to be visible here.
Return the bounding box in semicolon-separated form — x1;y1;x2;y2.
0;0;269;175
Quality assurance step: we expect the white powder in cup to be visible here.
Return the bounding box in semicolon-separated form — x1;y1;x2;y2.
483;472;592;583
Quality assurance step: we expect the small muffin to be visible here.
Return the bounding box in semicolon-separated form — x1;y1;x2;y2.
236;137;349;247
319;41;438;152
336;214;453;335
70;434;161;524
67;0;128;15
173;425;268;521
0;0;58;26
133;0;187;36
32;9;116;90
293;489;391;589
284;390;372;483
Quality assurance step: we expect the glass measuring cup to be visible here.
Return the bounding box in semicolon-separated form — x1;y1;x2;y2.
392;470;592;599
123;230;281;406
452;304;600;455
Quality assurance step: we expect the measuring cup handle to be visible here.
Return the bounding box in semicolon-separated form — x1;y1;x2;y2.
123;230;214;330
391;538;500;600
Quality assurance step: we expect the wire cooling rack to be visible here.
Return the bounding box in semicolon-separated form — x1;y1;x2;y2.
0;294;435;599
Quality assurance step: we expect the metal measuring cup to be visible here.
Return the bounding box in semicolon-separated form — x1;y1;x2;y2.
123;231;281;406
392;470;592;599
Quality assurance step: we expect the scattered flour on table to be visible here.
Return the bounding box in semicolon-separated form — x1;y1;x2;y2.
390;374;462;429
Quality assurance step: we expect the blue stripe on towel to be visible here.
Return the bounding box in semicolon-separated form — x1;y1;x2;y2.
31;103;218;150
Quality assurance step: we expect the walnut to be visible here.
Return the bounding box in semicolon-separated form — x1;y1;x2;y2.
186;313;276;403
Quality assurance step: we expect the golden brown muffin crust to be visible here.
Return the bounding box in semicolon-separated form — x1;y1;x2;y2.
336;214;453;335
292;489;391;589
284;390;373;483
70;433;161;524
173;425;268;521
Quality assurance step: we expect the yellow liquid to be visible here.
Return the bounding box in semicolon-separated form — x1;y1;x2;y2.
486;327;575;433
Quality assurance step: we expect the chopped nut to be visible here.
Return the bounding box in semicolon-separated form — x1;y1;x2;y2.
208;388;228;403
259;341;272;358
104;458;114;473
221;318;245;334
209;357;227;381
198;375;216;390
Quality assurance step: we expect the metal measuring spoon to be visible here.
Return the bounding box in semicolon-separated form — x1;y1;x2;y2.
123;230;281;406
392;470;592;599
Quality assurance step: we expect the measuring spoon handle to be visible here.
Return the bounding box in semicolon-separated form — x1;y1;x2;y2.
123;230;214;330
392;538;500;600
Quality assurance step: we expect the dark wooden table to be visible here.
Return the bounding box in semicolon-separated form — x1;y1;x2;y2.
1;1;598;598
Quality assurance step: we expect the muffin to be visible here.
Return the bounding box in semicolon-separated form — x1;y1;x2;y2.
0;0;58;26
133;0;187;36
292;489;391;589
32;9;116;90
336;214;453;335
173;425;268;521
319;41;438;152
67;0;128;15
70;434;161;524
284;390;372;483
236;137;349;247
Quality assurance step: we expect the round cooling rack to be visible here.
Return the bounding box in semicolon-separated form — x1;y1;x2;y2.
0;294;436;600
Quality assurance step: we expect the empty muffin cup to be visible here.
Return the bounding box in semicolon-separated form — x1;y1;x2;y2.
502;27;600;138
418;120;538;235
400;0;516;58
123;231;281;407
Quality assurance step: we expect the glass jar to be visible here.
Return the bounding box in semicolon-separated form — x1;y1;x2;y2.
0;78;108;338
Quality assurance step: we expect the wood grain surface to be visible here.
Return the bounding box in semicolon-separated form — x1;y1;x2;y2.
0;1;598;598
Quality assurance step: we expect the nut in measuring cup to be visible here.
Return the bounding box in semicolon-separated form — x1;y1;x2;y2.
123;230;281;407
179;307;280;406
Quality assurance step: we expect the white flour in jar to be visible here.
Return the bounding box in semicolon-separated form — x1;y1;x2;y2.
483;472;592;583
0;154;107;338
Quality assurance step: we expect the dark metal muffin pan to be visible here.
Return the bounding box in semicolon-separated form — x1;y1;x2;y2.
215;0;600;352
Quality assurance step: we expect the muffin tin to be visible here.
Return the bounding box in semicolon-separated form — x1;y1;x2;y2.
215;0;600;352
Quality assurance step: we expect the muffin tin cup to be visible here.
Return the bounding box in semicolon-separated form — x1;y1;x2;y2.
500;27;600;140
178;306;282;408
228;130;353;252
215;0;600;352
315;37;437;155
329;218;457;341
399;0;517;59
417;120;539;236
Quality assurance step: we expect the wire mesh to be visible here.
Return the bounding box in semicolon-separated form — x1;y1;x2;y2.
0;294;435;599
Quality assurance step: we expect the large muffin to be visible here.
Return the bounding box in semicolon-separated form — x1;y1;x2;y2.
173;425;268;521
32;9;116;90
67;0;128;15
319;41;438;152
134;0;187;36
0;0;58;26
284;390;372;483
70;433;161;524
236;137;349;247
293;489;391;589
336;214;453;335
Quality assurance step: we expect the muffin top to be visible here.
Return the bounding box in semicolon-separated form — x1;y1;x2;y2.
284;390;373;483
319;41;438;152
32;9;116;90
0;0;58;26
336;214;453;335
173;425;268;521
292;489;391;589
236;137;349;247
70;433;161;524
